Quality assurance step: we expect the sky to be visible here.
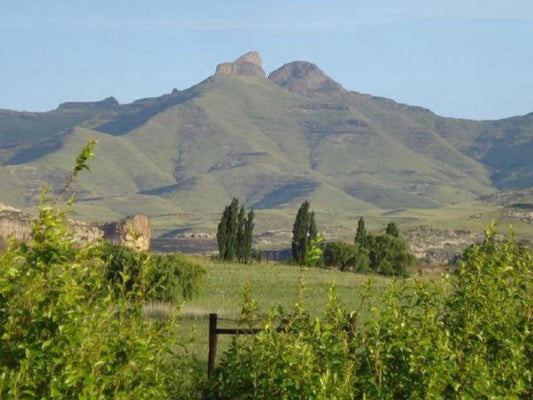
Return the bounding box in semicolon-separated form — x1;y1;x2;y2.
1;0;532;120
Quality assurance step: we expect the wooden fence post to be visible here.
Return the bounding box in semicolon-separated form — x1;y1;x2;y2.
208;313;218;377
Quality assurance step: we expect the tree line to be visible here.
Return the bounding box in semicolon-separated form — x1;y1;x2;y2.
217;199;414;276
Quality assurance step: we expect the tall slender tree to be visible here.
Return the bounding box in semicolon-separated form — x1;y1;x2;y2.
217;198;240;261
291;201;310;264
243;209;255;264
355;216;367;248
237;206;246;262
308;211;317;242
217;199;255;263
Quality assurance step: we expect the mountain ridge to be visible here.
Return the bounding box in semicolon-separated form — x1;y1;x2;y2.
0;51;531;239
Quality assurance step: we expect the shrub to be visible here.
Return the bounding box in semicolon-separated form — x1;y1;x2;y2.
0;142;203;399
209;226;532;399
323;241;369;272
100;243;204;302
367;233;414;276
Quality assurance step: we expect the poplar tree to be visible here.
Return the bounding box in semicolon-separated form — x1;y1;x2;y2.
217;198;239;261
243;209;255;264
217;199;255;263
355;217;367;247
308;211;317;242
291;201;310;264
237;206;246;262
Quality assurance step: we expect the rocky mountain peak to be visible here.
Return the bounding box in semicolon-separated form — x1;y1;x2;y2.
268;61;344;96
215;51;266;78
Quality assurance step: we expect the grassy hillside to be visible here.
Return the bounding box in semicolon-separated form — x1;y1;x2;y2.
0;53;531;240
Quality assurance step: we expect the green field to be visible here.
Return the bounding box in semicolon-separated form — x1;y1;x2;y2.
167;258;448;367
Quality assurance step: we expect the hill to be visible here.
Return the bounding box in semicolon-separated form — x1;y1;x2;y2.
0;51;531;242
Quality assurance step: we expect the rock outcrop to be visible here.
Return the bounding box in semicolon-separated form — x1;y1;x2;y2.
268;61;344;96
215;51;266;78
0;202;103;246
404;226;485;265
0;203;150;252
101;214;151;252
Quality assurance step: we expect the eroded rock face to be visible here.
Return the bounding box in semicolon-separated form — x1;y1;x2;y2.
70;220;104;244
101;214;151;252
215;51;266;78
0;202;103;247
0;203;150;252
404;226;485;265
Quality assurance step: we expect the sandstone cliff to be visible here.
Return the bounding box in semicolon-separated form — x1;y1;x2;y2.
0;203;150;252
100;214;151;252
215;51;266;78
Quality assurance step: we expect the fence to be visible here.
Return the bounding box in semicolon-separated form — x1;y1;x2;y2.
207;312;357;377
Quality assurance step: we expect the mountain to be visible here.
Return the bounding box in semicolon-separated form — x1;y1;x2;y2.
0;51;531;240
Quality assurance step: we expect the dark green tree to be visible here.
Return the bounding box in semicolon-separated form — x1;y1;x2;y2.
237;206;246;262
367;234;414;276
291;201;310;263
217;198;239;261
386;221;400;237
243;209;255;264
324;241;358;271
217;199;255;263
323;241;370;272
308;211;317;242
355;216;368;247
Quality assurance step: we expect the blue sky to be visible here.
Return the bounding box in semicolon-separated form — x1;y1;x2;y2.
1;0;532;119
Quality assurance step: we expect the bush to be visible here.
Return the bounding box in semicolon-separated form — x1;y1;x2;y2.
0;237;7;255
0;142;203;399
323;241;369;272
100;243;204;302
147;252;205;301
209;226;532;399
367;233;414;276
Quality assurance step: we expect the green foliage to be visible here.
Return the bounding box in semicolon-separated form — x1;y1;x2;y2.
217;198;239;261
303;233;324;267
147;253;205;302
385;221;400;237
243;209;255;264
209;227;533;399
326;219;413;276
0;237;8;255
237;206;245;262
217;199;254;263
0;143;203;399
355;216;367;247
61;139;97;197
443;224;533;397
100;243;205;302
323;241;369;272
367;233;414;276
292;201;322;265
308;211;317;242
291;201;310;263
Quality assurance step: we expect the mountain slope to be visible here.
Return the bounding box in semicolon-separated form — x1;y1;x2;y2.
0;51;531;238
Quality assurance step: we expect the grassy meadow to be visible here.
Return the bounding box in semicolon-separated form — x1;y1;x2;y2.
164;257;450;366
